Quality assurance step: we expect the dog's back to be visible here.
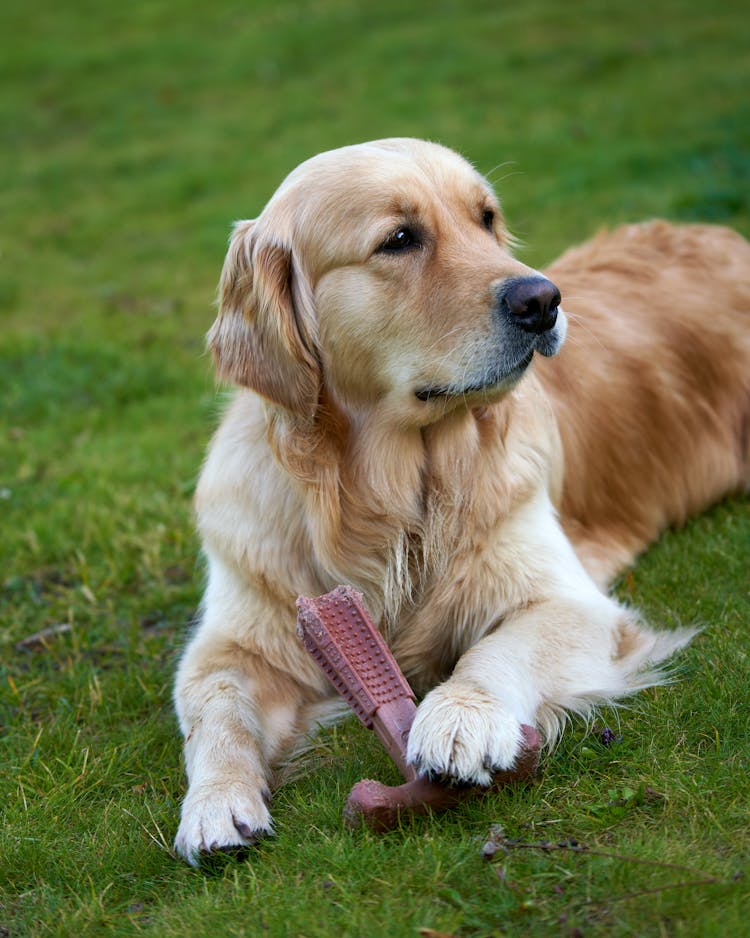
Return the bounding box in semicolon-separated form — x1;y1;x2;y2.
540;221;750;583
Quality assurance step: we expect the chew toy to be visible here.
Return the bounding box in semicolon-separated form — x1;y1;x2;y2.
296;585;541;832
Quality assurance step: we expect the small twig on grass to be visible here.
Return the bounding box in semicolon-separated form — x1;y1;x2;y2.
481;824;726;904
583;876;723;908
15;622;73;651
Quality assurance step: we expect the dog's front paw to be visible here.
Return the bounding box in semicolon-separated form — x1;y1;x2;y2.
406;683;526;787
174;780;273;866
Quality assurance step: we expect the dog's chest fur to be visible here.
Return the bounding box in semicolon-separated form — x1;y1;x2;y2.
300;377;563;689
197;376;564;694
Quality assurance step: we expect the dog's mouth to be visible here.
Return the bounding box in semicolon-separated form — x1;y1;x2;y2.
415;348;534;402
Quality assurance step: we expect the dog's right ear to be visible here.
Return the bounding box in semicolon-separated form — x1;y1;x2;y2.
208;219;320;415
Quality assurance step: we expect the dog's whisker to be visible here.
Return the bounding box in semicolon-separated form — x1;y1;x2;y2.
420;323;471;359
484;162;522;187
562;311;610;352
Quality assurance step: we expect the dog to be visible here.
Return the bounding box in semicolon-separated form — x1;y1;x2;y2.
173;138;750;865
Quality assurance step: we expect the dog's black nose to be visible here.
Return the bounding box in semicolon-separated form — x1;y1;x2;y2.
503;277;561;334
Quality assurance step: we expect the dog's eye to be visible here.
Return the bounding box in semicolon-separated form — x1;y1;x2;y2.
377;226;420;253
482;208;496;231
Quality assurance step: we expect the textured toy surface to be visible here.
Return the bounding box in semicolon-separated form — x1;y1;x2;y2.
296;585;541;831
296;585;417;779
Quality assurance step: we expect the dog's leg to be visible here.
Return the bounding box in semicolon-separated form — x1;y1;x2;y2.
407;595;693;784
173;623;315;865
406;497;695;785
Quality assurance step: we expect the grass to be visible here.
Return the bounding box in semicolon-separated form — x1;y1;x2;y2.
1;0;749;934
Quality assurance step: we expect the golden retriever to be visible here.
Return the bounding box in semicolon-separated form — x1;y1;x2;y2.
173;138;750;864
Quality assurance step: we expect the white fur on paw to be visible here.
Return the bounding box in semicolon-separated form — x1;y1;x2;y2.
174;780;273;866
406;684;524;786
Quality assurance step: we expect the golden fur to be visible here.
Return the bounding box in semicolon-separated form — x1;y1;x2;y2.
173;139;750;864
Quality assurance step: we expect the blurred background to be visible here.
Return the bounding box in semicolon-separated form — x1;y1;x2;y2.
3;0;748;342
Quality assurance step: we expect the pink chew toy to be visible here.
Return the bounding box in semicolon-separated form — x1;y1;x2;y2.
296;585;541;831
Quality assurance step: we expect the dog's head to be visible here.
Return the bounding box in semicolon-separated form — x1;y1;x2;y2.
210;138;566;423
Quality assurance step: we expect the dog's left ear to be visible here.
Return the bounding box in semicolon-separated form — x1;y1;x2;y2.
208;219;320;416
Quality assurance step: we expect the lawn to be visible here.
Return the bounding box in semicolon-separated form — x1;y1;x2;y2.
1;0;748;934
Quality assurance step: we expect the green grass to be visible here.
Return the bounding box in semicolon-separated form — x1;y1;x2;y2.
1;0;749;934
